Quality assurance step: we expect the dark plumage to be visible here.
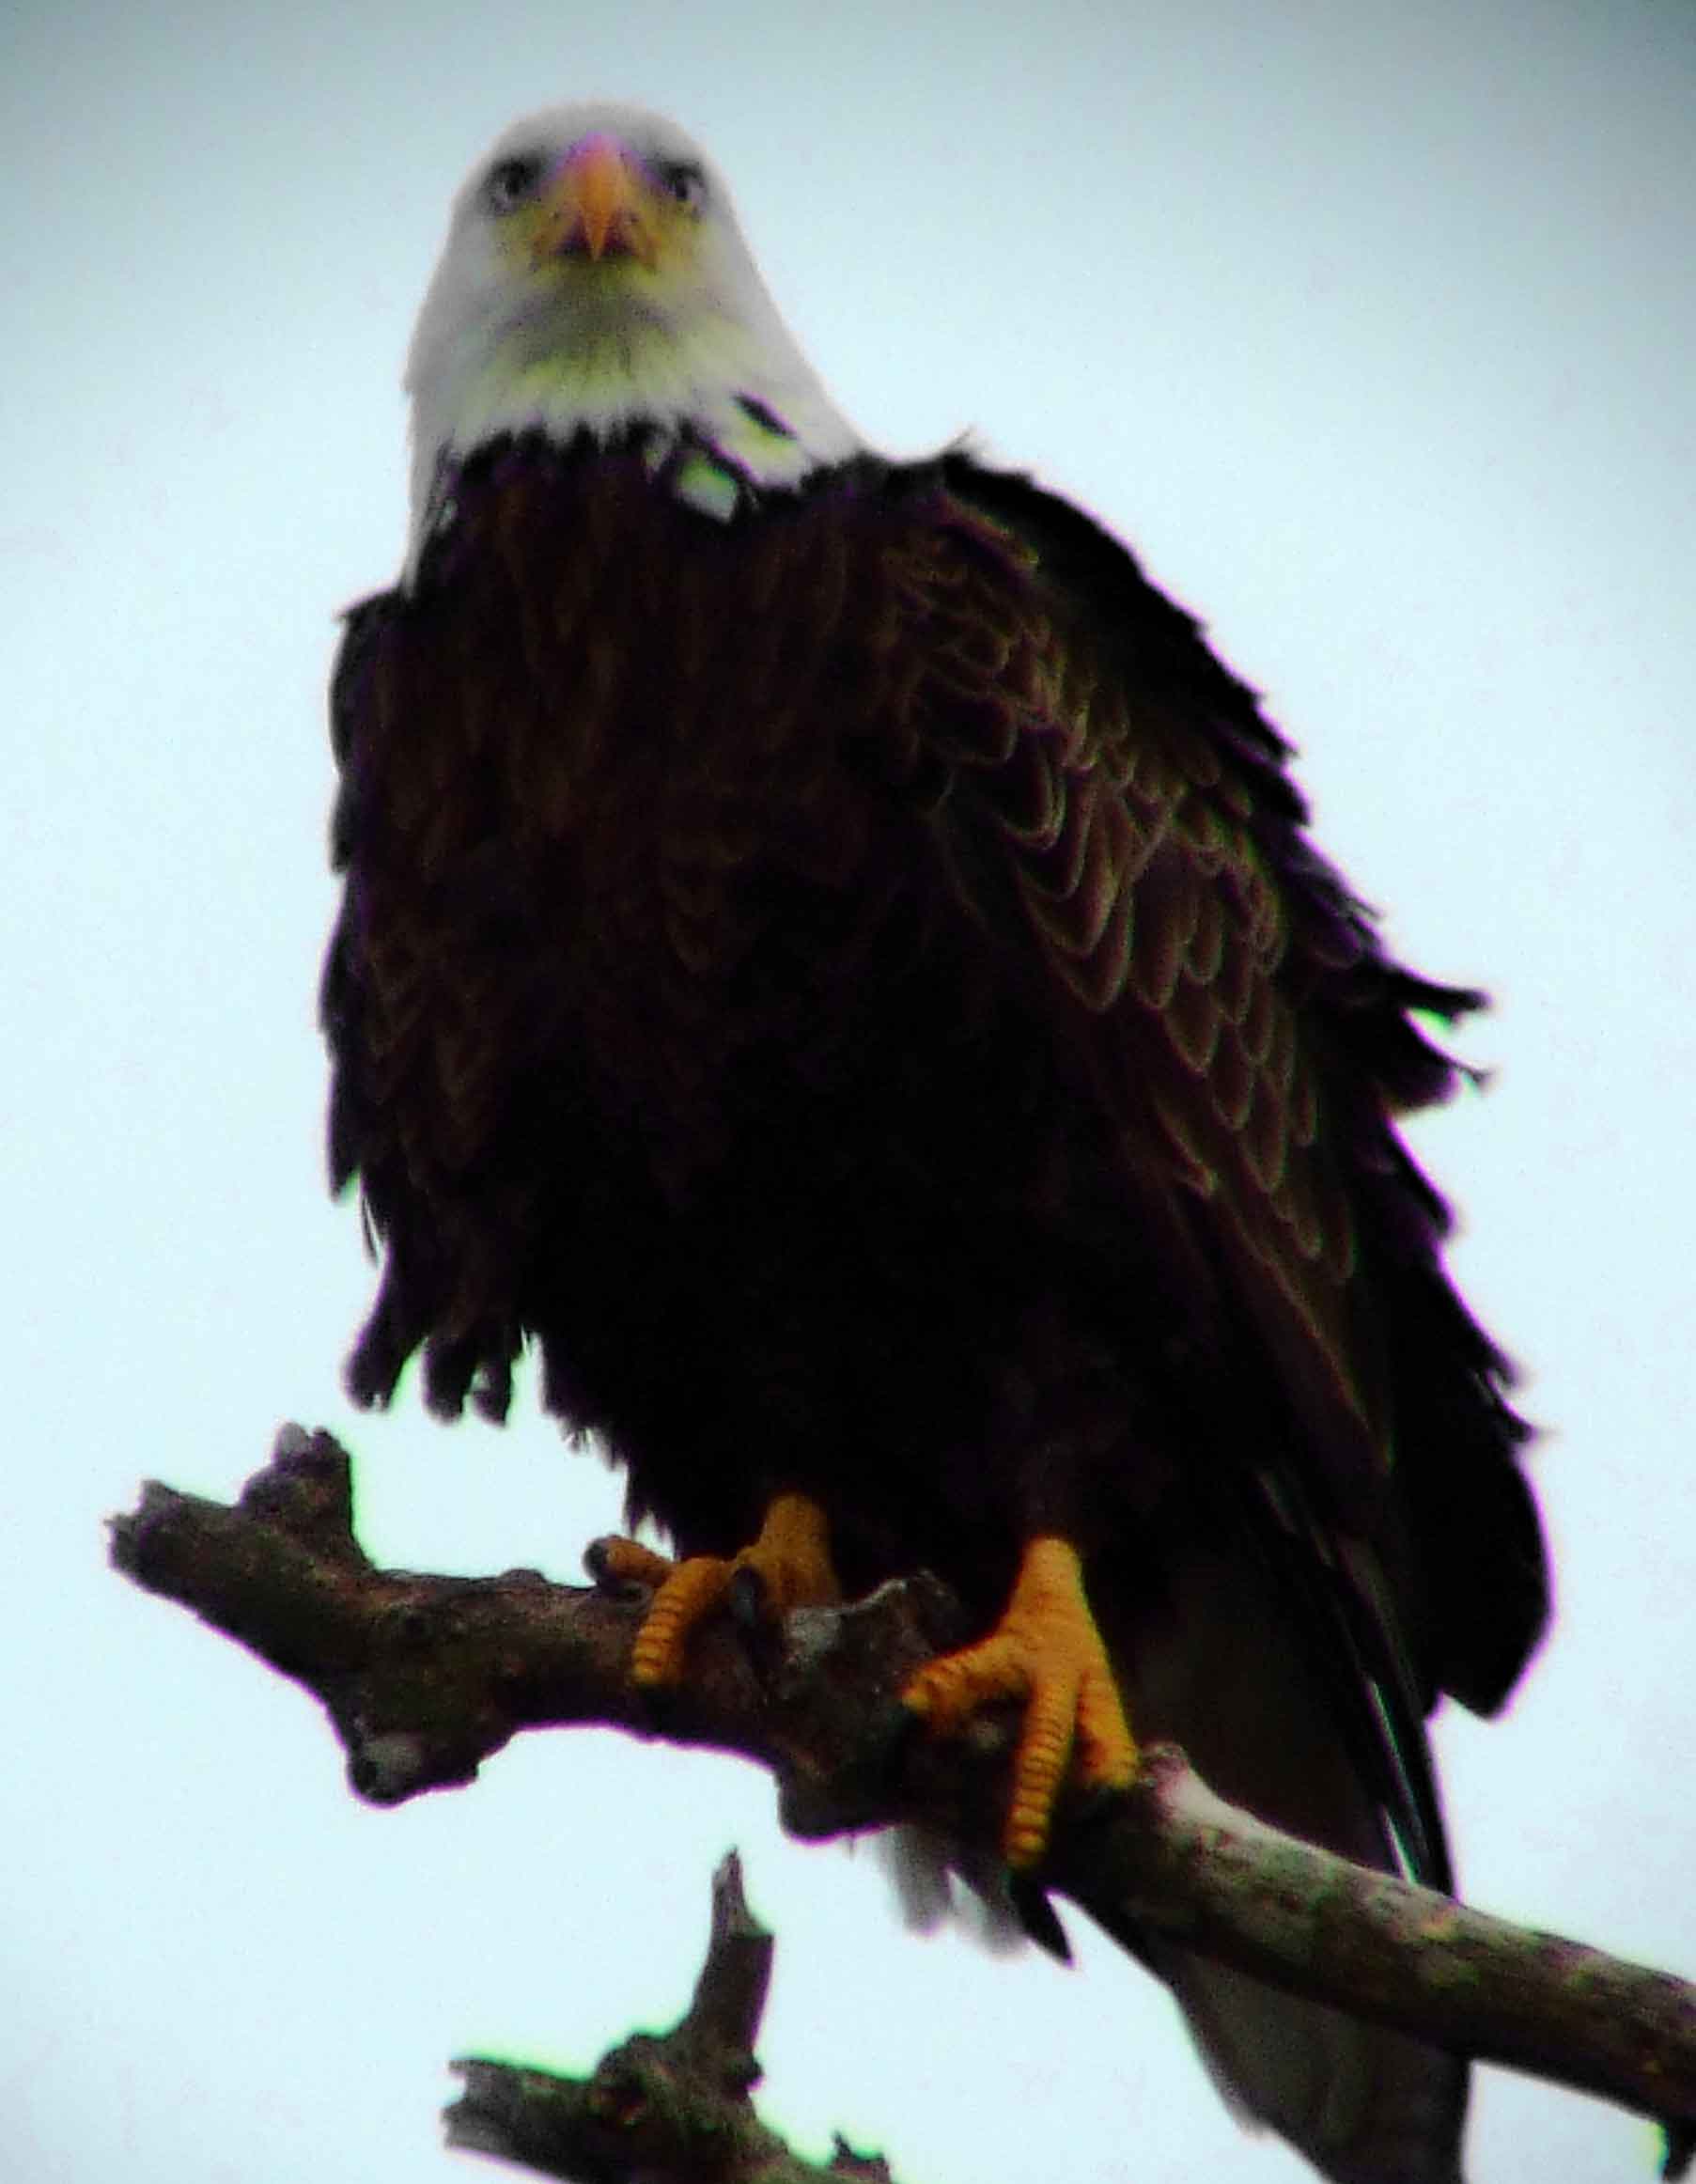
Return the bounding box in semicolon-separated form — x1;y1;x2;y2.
323;105;1549;2184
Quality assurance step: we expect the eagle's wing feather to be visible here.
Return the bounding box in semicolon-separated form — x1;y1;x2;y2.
861;460;1508;2180
864;459;1542;1725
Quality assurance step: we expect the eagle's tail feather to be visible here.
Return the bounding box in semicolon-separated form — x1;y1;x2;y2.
1136;1942;1467;2184
1093;1531;1471;2184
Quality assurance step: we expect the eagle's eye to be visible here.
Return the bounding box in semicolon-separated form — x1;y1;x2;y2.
657;161;707;212
484;154;544;213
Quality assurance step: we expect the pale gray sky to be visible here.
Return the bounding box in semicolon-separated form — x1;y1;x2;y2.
6;2;1694;2180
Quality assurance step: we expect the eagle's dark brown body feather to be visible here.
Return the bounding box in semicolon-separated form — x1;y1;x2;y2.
324;433;1548;2180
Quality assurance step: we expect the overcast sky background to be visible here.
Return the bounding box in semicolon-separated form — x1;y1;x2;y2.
6;2;1694;2180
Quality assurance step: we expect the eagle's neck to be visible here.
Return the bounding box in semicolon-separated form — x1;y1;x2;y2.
404;308;864;582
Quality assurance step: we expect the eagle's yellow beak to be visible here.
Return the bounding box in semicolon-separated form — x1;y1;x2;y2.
532;135;660;267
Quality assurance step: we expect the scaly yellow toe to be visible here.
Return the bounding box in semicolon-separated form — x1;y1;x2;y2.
616;1492;840;1689
903;1536;1138;1868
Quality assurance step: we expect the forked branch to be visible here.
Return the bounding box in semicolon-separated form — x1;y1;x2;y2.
447;1852;899;2182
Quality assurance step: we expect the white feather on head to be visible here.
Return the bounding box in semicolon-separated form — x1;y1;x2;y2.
403;101;864;574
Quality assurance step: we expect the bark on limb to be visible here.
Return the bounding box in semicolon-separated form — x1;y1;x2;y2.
110;1427;1696;2175
446;1851;898;2182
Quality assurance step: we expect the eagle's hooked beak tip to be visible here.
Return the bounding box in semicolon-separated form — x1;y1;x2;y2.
534;133;658;267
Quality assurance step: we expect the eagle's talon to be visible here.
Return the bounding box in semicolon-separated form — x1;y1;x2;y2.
1071;1774;1137;1836
729;1564;769;1630
619;1493;840;1689
867;1696;928;1780
901;1536;1139;1870
585;1534;673;1598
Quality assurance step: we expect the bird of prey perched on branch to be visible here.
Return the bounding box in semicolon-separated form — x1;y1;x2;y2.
321;101;1548;2184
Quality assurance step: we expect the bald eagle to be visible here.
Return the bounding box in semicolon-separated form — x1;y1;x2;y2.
322;103;1548;2184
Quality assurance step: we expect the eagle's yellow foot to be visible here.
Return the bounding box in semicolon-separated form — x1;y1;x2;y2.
595;1493;840;1687
902;1536;1139;1869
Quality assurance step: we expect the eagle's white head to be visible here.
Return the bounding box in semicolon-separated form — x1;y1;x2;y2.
404;101;864;572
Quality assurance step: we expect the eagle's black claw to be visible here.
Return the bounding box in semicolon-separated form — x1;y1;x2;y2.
583;1537;618;1587
583;1536;663;1599
728;1564;769;1630
867;1697;927;1786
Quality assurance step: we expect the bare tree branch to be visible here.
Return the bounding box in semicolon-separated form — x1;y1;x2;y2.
110;1427;1696;2174
445;1852;900;2182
